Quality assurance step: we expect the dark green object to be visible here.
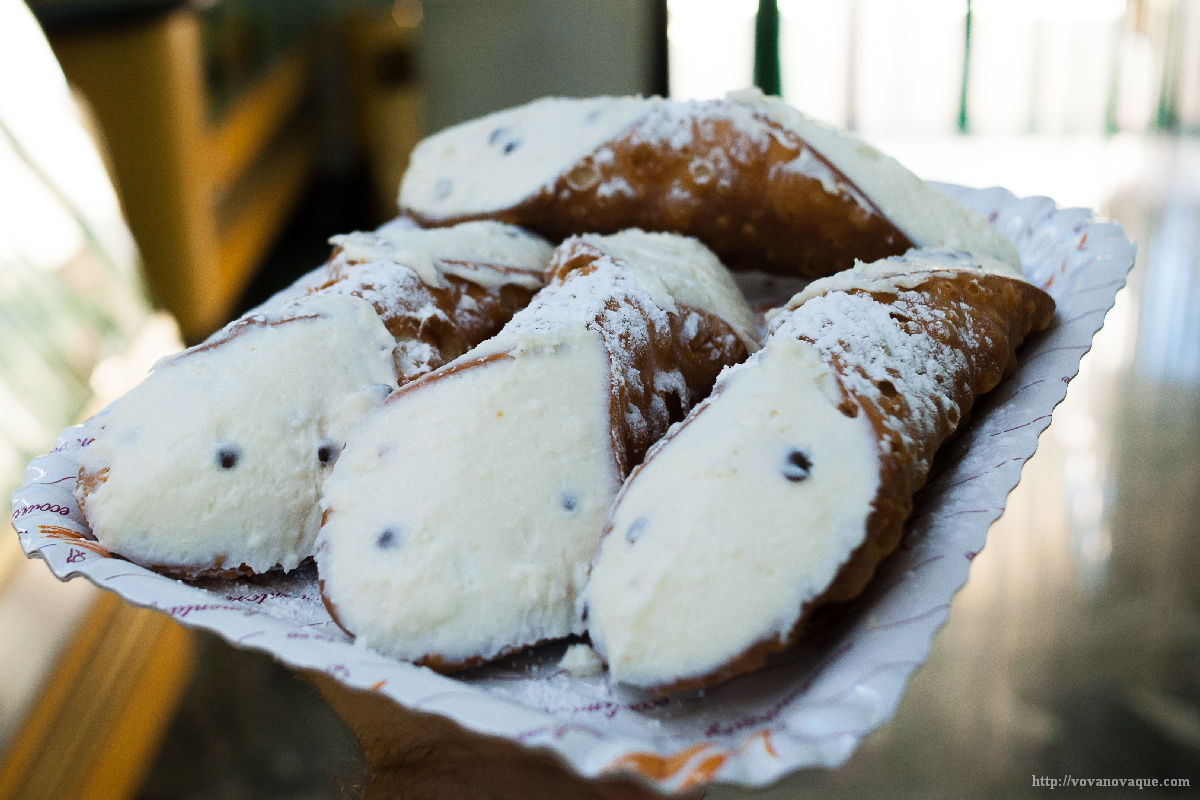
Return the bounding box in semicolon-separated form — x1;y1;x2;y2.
754;0;781;96
958;0;972;133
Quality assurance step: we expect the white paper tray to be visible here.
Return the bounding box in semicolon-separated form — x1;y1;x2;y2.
12;185;1135;792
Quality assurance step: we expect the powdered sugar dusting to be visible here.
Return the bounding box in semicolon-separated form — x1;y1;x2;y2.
322;257;432;312
777;287;972;462
330;222;551;291
393;339;440;379
14;186;1134;792
615;98;787;194
770;249;1025;319
574;230;759;351
490;258;672;449
320;247;544;382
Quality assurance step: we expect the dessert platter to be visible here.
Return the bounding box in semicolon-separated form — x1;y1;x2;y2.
13;90;1135;791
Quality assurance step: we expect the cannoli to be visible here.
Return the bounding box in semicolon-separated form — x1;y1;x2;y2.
399;89;1017;278
583;250;1055;693
75;221;553;578
317;229;758;669
318;220;551;381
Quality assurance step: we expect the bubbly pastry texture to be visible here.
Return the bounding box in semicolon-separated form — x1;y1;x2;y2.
767;248;1029;322
398;93;1018;277
726;89;1019;267
584;252;1055;692
76;294;399;577
400;96;654;217
317;230;754;669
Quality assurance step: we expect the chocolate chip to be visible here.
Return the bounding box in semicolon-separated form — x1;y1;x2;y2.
487;127;521;154
317;439;339;466
561;493;579;512
782;449;812;482
626;516;648;544
433;177;452;200
376;528;401;550
487;126;520;154
663;389;684;421
215;442;240;469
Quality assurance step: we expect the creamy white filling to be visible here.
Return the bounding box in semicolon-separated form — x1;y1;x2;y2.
559;643;605;677
402;91;1019;270
399;96;655;218
578;229;760;352
585;336;879;688
317;325;618;665
77;294;399;573
727;88;1021;268
329;220;552;291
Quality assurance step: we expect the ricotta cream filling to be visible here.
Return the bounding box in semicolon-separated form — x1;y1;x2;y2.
77;294;399;573
329;220;552;291
728;88;1020;267
399;96;655;218
576;229;759;351
317;325;618;664
585;337;879;688
401;91;1018;272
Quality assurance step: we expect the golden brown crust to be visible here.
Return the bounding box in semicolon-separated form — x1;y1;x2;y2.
74;242;545;581
144;558;300;581
638;273;1055;696
318;238;751;668
406;102;912;278
316;256;542;382
816;274;1054;605
170;311;323;360
546;239;751;475
74;465;106;523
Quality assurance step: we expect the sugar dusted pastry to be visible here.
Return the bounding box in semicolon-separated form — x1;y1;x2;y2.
583;250;1055;693
312;220;552;380
317;230;757;670
399;90;1017;278
75;221;554;578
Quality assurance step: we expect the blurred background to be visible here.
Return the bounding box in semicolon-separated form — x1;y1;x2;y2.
1;0;1197;797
